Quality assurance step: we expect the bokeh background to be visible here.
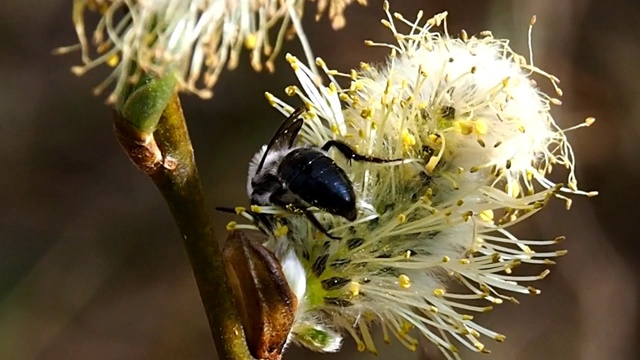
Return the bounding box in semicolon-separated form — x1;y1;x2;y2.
1;0;638;359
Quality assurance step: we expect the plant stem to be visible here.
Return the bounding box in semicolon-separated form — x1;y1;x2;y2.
114;93;250;360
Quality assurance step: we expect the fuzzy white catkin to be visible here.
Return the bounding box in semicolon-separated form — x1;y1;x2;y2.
231;3;596;359
55;0;365;103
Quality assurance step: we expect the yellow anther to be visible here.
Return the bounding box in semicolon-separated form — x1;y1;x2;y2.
285;53;297;64
479;209;494;223
461;29;468;41
250;205;262;213
401;129;416;149
106;54;119;67
244;33;257;49
459;259;470;265
285;86;296;96
360;108;373;119
473;120;488;135
328;82;337;94
401;321;413;333
494;334;506;342
349;81;360;92
396;213;407;223
585;116;596;126
315;57;326;67
398;274;411;289
539;269;551;279
441;256;450;263
528;286;541;295
226;221;237;231
433;288;445;297
403;250;412;259
454;120;474;135
234;206;246;214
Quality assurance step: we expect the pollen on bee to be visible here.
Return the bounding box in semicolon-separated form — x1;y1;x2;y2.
274;224;289;237
347;281;361;296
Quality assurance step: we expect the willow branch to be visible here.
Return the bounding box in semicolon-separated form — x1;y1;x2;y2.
114;93;250;360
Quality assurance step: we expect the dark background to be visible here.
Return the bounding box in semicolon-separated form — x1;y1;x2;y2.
1;1;637;359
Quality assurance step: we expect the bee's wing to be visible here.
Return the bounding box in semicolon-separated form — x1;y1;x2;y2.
256;107;305;173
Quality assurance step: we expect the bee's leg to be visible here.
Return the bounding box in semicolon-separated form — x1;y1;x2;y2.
321;140;403;163
301;209;341;240
269;188;341;240
249;211;276;235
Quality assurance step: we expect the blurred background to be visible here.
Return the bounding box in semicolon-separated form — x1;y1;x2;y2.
1;0;637;359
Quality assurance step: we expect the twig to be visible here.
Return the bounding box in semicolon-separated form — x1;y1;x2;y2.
114;93;251;360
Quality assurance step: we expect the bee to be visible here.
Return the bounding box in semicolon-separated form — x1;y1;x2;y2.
246;108;403;239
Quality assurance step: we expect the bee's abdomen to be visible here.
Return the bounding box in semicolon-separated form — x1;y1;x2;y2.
279;148;357;221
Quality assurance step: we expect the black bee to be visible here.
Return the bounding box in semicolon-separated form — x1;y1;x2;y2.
247;108;402;239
